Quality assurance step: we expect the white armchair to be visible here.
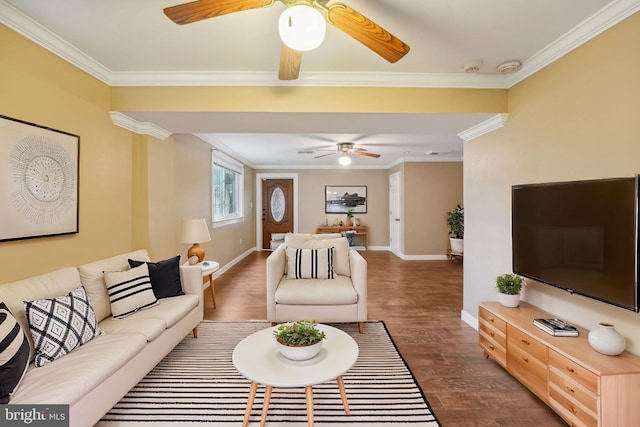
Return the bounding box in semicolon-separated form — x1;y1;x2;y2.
266;233;367;333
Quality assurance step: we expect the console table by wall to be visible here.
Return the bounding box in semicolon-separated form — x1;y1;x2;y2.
316;225;368;250
479;301;640;427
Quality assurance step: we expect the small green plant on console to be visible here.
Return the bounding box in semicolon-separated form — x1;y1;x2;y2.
495;273;525;295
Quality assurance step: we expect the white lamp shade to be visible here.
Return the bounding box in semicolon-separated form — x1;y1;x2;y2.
180;218;211;244
278;5;326;52
339;155;352;166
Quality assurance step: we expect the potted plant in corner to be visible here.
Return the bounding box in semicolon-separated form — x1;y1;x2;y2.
273;320;327;361
446;204;464;254
496;273;525;307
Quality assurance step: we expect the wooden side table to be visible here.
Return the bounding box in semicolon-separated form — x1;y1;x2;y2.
200;260;220;308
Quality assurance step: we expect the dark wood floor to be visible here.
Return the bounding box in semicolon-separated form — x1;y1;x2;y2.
204;250;566;427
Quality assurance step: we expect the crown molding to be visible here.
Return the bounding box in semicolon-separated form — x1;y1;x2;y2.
458;114;508;142
109;112;172;140
506;0;640;87
0;1;112;85
3;0;637;89
109;70;509;89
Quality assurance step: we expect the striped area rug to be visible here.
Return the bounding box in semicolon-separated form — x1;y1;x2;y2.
97;321;440;426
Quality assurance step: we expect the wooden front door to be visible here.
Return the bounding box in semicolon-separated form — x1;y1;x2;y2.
262;179;294;249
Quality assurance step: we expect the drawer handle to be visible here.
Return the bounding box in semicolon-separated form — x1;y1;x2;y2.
565;402;577;415
489;331;495;337
488;344;495;350
489;318;495;323
565;385;575;394
566;367;576;374
522;357;529;363
521;339;530;345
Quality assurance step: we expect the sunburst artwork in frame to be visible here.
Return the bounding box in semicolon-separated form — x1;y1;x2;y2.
0;115;79;242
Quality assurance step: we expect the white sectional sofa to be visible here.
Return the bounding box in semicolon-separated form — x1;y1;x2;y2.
0;249;203;427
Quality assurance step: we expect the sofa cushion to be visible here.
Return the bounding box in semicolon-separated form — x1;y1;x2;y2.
104;263;158;319
78;249;150;323
0;267;82;357
275;276;358;305
284;234;350;276
0;302;30;403
128;255;184;299
98;317;167;342
9;332;147;405
24;286;100;367
138;295;200;329
286;247;335;279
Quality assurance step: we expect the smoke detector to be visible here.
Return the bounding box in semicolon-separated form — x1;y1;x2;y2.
497;60;522;74
462;60;483;73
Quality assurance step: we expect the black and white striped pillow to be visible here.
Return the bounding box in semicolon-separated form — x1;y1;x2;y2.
286;247;335;279
104;263;158;319
0;302;30;403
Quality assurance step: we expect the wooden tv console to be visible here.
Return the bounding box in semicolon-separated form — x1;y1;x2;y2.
479;301;640;427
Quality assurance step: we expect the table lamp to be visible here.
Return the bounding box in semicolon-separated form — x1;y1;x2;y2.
180;218;211;264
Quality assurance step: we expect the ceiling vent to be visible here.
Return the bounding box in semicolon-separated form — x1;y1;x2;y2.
462;60;483;73
497;60;522;74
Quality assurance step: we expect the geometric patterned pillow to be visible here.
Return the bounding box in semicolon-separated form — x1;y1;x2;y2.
103;263;158;319
24;286;100;368
286;247;335;279
0;302;30;403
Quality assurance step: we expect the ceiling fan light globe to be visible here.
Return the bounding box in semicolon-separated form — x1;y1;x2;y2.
339;155;352;166
279;5;326;52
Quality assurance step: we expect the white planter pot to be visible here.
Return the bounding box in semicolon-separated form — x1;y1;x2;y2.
498;292;520;308
588;322;626;356
276;340;323;361
449;238;464;254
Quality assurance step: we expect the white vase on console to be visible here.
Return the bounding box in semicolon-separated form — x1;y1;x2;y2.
588;322;626;356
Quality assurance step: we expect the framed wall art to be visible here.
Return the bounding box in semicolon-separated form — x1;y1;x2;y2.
325;185;367;214
0;115;79;242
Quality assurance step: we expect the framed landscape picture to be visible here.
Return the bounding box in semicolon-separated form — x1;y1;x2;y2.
325;185;367;214
0;115;79;242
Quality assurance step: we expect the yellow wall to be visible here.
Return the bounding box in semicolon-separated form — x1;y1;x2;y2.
464;12;640;354
0;25;136;283
112;87;507;114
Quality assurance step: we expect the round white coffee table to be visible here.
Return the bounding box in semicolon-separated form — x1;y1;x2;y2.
232;324;359;427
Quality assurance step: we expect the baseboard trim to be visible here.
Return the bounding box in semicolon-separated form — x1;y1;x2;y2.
399;254;449;261
461;309;478;331
212;248;256;279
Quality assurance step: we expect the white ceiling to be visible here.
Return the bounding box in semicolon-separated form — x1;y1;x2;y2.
2;0;637;168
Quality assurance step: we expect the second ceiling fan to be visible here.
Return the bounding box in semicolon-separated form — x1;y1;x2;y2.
163;0;411;80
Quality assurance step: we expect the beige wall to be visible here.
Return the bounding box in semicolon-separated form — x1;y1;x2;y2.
403;162;463;256
0;25;136;283
173;135;255;267
255;169;389;247
464;12;640;354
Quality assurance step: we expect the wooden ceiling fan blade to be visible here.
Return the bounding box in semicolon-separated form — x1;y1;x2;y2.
279;43;302;80
164;0;274;25
327;3;410;63
314;152;337;159
353;150;381;158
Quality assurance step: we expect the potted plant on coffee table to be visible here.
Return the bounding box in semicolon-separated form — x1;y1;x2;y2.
496;273;525;307
446;204;464;254
273;320;327;361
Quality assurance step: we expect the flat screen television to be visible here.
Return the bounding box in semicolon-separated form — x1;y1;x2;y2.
512;176;639;312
